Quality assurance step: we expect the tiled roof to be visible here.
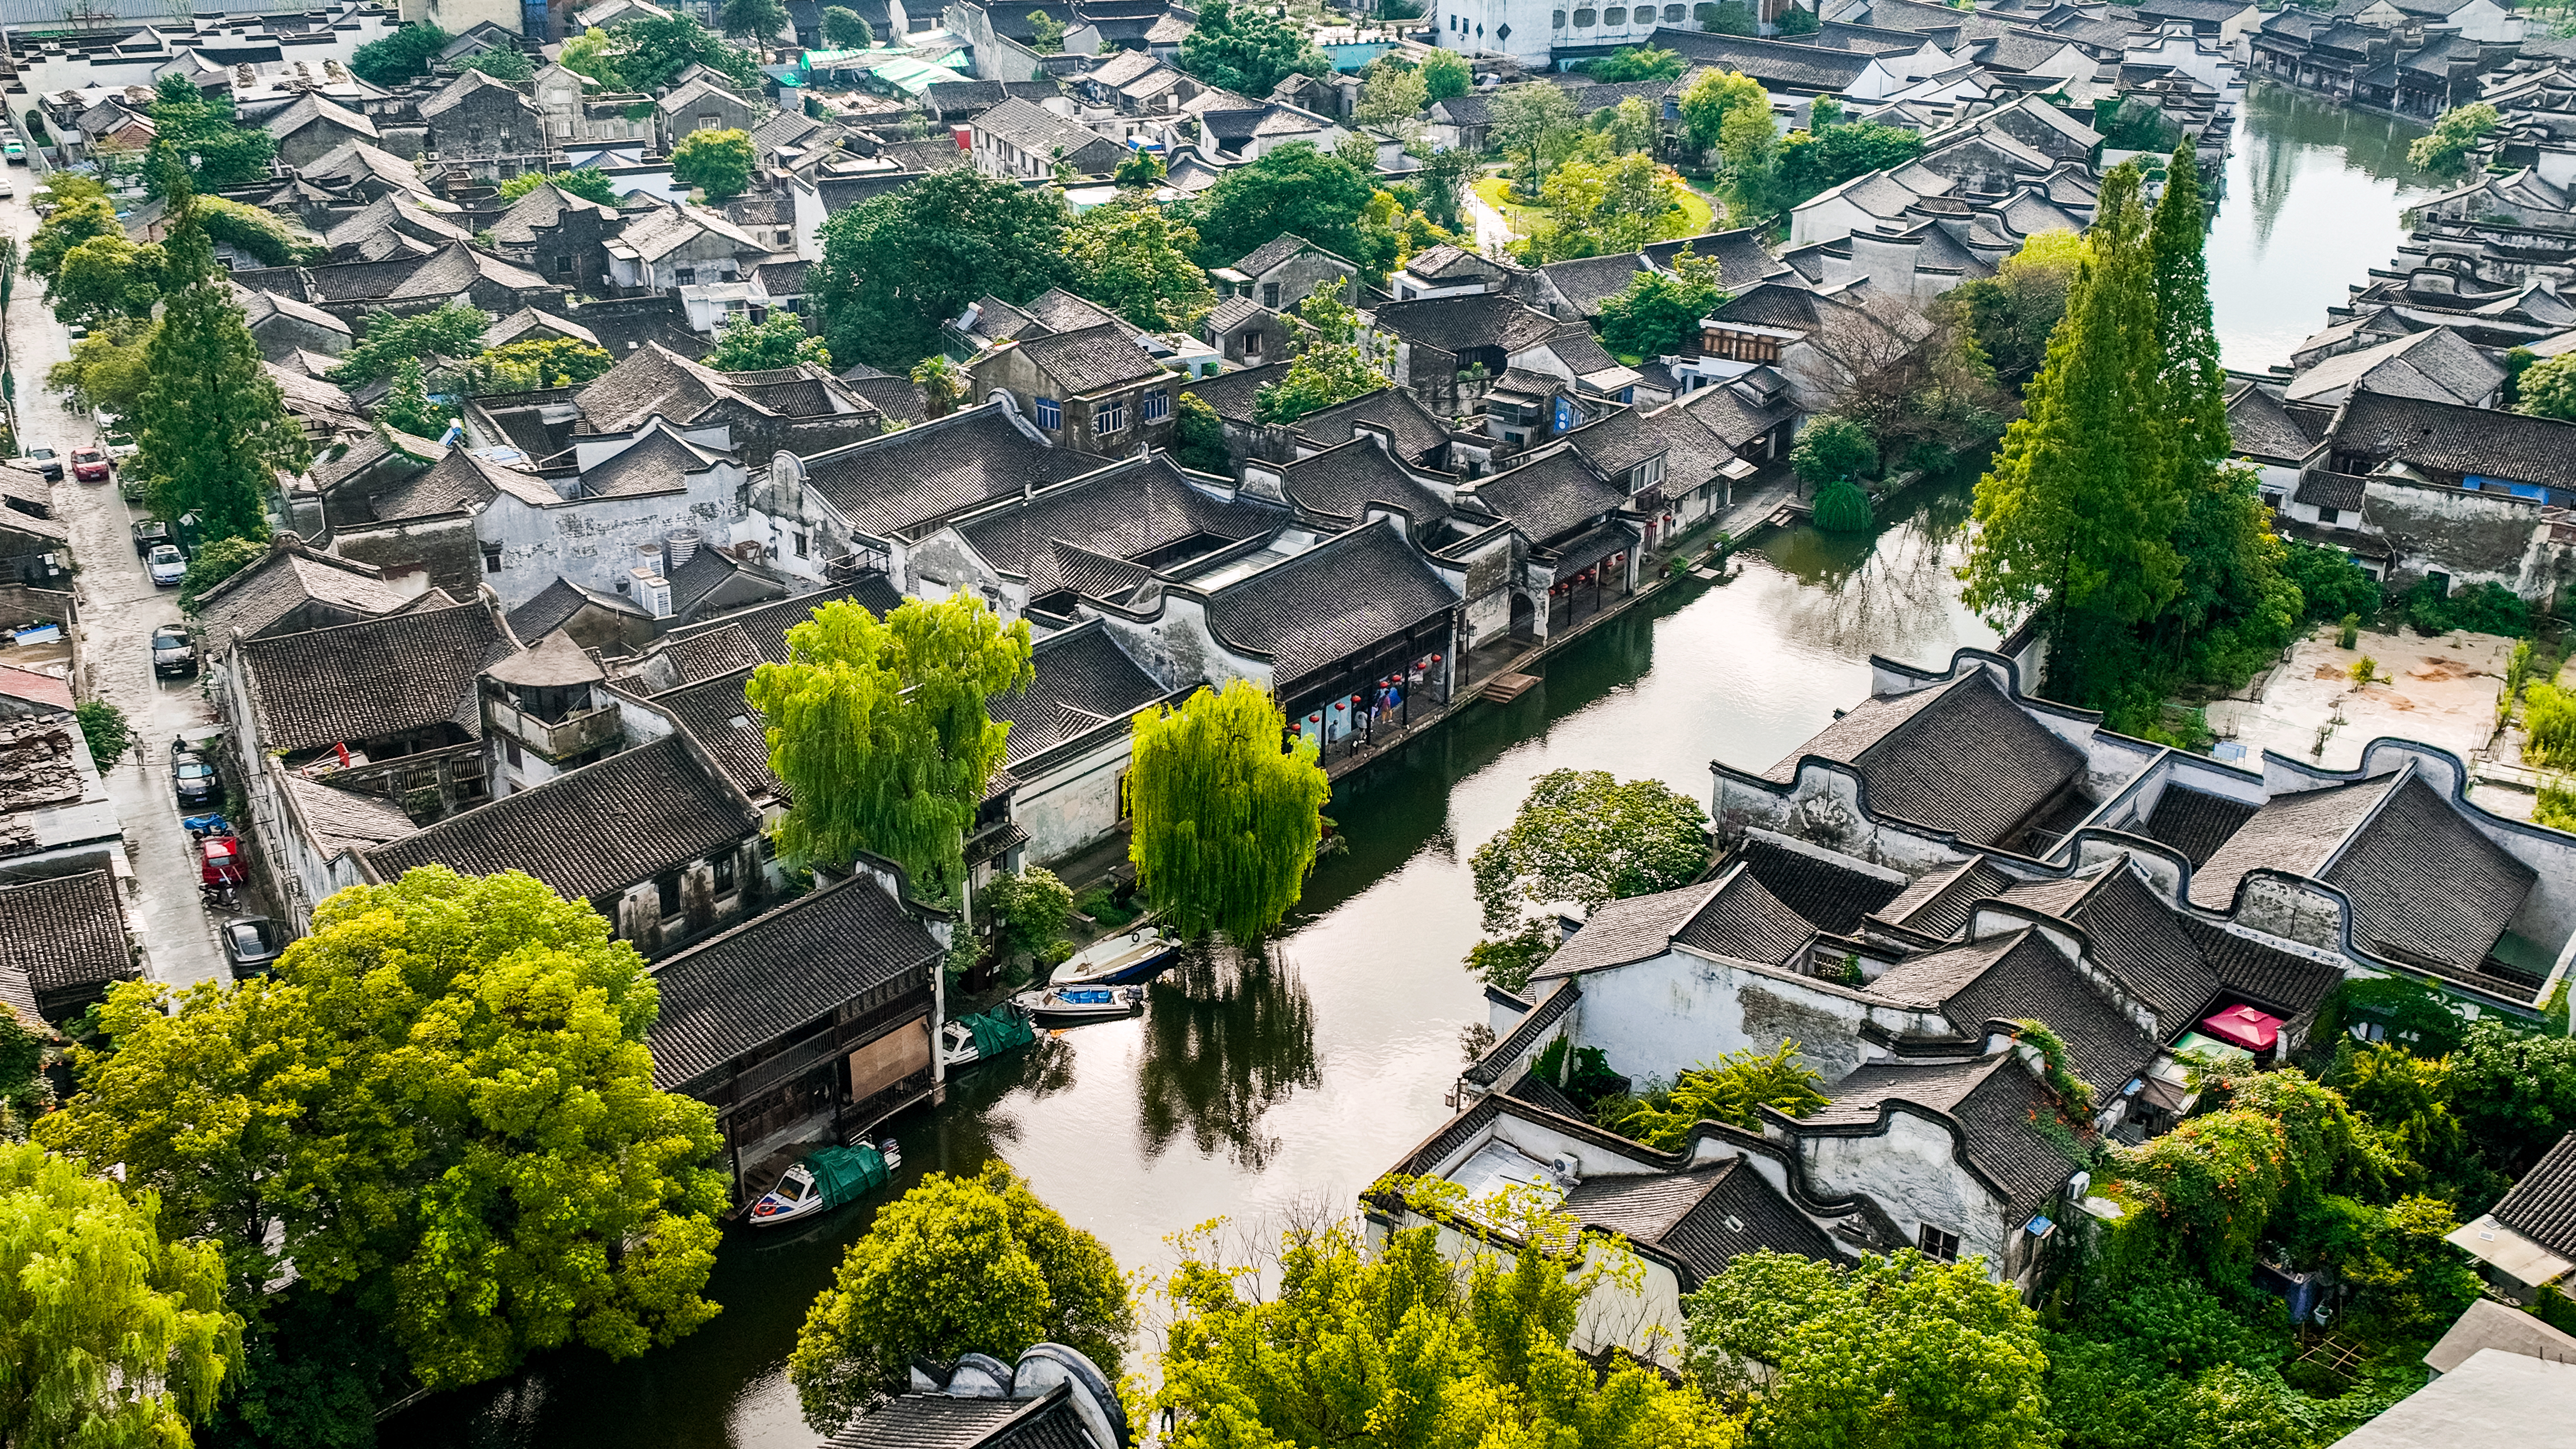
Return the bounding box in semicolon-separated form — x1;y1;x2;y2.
2329;389;2576;489
2175;915;2342;1019
1948;930;2154;1095
1010;323;1165;396
1276;438;1451;526
1177;359;1291;423
1643;229;1791;291
1238;231;1352;277
2049;864;2225;1028
1806;1055;2073;1219
1202;519;1458;683
2138;784;2260;868
1462;983;1580;1086
648;874;939;1089
971;97;1112;157
194;542;417;644
581;425;722;499
278;771;420;859
2189;776;2391;912
662;625;765;685
240;600;514;752
1657;31;1884;89
1763;671;2085;849
824;1388;1089;1449
2285;326;2500;409
366;736;759;903
370;447;546;519
1370;291;1563;356
798;404;1108;537
1289;386;1454;464
2494;1133;2576;1261
653;666;777;799
1531;882;1723;982
1463;448;1624;546
1564;1157;1839;1287
661;579;903;670
987;621;1167;765
956;455;1275;596
1674;871;1821;965
2324;772;2536;978
1535;252;1649;316
1733;833;1906;936
0;870;132;1006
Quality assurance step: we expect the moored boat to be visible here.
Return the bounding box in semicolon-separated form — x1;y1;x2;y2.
1008;984;1145;1024
744;1140;900;1227
941;1004;1039;1069
1048;924;1180;988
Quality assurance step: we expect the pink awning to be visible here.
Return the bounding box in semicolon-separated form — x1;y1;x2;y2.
2200;1004;2282;1052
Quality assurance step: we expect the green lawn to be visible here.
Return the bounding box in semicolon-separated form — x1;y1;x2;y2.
1472;172;1717;246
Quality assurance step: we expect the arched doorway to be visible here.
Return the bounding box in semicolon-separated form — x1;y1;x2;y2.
1509;591;1537;641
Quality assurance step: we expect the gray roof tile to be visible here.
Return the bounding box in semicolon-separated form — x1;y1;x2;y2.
241;600;514;752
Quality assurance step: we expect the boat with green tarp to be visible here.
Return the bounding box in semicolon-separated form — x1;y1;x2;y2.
941;1004;1038;1070
745;1139;899;1227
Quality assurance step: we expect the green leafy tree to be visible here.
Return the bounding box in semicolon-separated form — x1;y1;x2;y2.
558;26;630;88
1589;44;1685;82
133;185;306;547
979;867;1075;968
1685;1249;2051;1448
1595;268;1728;359
0;1005;45;1131
1461;918;1558;994
1811;480;1873;534
745;594;1034;899
1593;95;1660;157
789;1165;1133;1430
349;21;450;84
1535;152;1683;259
0;1142;239;1448
822;5;875;46
1772;121;1923;210
1420;49;1472;101
1027;8;1067;50
1776;4;1820;33
1176;0;1330;98
705;311;831;370
1962;164;2179;706
1790;413;1875;489
672;126;756;199
2515;352;2576;420
1699;0;1758;34
1127;680;1329;942
74;699;130;773
812;168;1072;368
1113;146;1166;187
1492;80;1582;199
198;198;314;268
1065;201;1218;330
1470;768;1708;933
1179;142;1399;284
48;234;168;330
149;74;277;194
39;867;731;1391
472;337;619;392
612;16;763;90
459;44;535;80
329;302;491;387
2280;538;2381;624
1160;1203;1742;1448
1171;389;1229;471
2448;1019;2576;1178
1597;1042;1828;1148
179;533;268;614
1715;95;1782;224
1253;344;1382;423
379;357;453;438
911;354;966;417
1356;59;1429;128
2409;101;2500;179
27;186;122;284
500;167;620;203
46;321;155;417
1679;69;1765;153
721;0;789;40
1943;229;2086;381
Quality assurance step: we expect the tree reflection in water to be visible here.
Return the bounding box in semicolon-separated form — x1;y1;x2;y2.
1134;939;1320;1171
1756;469;1981;661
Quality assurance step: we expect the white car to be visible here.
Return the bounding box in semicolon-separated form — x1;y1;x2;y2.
145;543;185;586
0;179;17;199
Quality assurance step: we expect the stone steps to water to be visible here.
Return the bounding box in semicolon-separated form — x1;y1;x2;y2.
1481;672;1540;704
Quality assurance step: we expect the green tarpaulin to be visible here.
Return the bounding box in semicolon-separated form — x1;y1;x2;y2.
961;1008;1037;1060
804;1143;891;1208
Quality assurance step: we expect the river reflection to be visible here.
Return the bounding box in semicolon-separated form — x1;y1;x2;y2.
1136;943;1322;1170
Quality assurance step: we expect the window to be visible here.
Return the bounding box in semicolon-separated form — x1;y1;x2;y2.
655;874;682;918
1262;282;1281;308
1573;7;1596;24
1917;1224;1960;1261
482;543;503;573
1664;3;1685;17
554;254;573;274
697;113;720;130
1035;397;1063;428
1605;6;1626;22
1141;390;1169;423
792;530;809;557
674;266;697;285
1706;328;1781;364
503;735;523;766
1554;8;1567;23
712;852;736;893
1096;398;1127;434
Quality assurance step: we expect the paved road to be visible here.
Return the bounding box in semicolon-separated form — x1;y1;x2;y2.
1466;184;1516;257
0;180;227;989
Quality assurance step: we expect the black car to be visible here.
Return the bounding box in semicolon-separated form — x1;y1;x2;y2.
221;918;283;977
133;517;173;555
14;448;60;481
171;747;220;806
151;624;196;678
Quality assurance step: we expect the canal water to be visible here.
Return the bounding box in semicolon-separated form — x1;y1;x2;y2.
385;83;2419;1449
2208;81;2432;373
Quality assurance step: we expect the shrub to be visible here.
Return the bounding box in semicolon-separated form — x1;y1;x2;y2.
2281;538;2382;623
1811;479;1873;533
2407;577;2530;638
2338;612;2360;649
74;699;130;772
2527;682;2576;767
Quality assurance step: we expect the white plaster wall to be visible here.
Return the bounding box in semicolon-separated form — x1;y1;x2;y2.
1014;740;1131;866
1798;1110;2008;1267
480;463;745;607
1570;946;1951;1089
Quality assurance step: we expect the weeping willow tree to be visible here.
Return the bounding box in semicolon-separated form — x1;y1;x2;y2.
746;594;1034;901
1127;681;1329;942
1811;479;1873;534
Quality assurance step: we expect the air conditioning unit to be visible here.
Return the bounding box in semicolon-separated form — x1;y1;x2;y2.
2067;1170;2092;1201
1550;1152;1581;1185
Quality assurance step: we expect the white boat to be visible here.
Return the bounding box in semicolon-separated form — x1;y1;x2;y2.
744;1139;902;1227
940;1005;1038;1069
1048;925;1180;987
1009;984;1145;1024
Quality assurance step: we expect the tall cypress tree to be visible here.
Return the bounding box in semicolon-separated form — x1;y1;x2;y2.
133;160;306;546
2148;143;2230;476
1962;162;2181;704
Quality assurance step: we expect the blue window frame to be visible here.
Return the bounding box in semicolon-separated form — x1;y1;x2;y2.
1035;397;1062;428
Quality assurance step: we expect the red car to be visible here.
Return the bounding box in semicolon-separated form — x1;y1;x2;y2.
69;446;109;483
199;833;246;889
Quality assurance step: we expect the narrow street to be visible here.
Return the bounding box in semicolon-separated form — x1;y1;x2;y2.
0;181;226;988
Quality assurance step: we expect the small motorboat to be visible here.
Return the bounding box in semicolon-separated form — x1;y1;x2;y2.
1048;924;1180;988
941;1004;1039;1069
1009;984;1145;1024
745;1140;900;1228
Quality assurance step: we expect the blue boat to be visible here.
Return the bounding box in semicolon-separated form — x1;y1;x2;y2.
1048;925;1180;988
1009;983;1144;1024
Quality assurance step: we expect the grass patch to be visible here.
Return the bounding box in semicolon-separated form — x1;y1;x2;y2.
1473;171;1717;247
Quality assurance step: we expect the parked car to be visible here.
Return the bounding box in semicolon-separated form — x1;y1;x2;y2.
150;624;196;678
100;423;138;461
70;446;108;482
171;746;220;806
15;448;59;481
6;139;28;163
132;518;172;554
146;543;186;586
221;917;282;977
0;178;17;199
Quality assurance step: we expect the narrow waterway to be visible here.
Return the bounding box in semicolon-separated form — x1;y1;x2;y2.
384;475;1992;1449
385;81;2424;1449
2207;82;2433;373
